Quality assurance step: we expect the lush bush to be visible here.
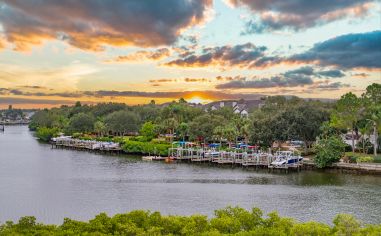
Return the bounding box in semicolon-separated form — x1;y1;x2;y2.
314;135;346;168
1;206;380;235
122;140;170;156
35;127;59;142
356;156;374;163
347;154;358;163
140;121;158;141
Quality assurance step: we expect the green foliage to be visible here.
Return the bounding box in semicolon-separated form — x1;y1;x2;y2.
1;206;380;235
356;156;374;163
374;156;381;163
333;214;361;236
36;127;59;142
122;140;170;156
140;121;158;141
105;110;139;135
314;135;346;168
188;114;225;141
177;122;189;141
250;97;331;147
27;85;380;155
66;112;95;134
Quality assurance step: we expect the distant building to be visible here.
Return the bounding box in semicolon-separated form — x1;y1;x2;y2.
204;99;264;117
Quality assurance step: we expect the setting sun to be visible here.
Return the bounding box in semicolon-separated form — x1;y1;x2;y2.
187;96;212;104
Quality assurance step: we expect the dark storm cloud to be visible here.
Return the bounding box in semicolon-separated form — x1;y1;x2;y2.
164;31;380;70
316;70;345;78
0;0;212;50
288;31;381;69
165;43;269;68
215;66;345;89
228;0;374;33
285;66;345;78
215;75;313;89
314;82;350;90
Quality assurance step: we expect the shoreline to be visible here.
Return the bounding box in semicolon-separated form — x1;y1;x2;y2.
50;141;381;175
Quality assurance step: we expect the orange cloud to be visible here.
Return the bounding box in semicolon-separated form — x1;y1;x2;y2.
0;0;212;51
108;48;170;63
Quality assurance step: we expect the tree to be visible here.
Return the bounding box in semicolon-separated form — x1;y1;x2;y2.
362;83;381;156
179;98;187;104
235;117;251;145
29;110;57;130
314;135;346;168
140;121;157;141
67;112;95;134
94;120;107;137
75;101;82;107
36;127;59;142
330;92;362;154
188;114;224;142
161;118;178;142
177;122;189;142
105;110;139;136
213;126;225;146
223;124;238;148
284;103;330;152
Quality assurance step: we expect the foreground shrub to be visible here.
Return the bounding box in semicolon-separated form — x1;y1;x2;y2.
1;206;380;236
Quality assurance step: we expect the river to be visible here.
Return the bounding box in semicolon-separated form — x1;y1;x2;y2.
0;125;380;224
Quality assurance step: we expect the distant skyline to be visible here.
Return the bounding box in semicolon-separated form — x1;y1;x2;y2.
0;0;380;108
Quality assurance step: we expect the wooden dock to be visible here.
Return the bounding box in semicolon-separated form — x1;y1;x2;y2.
165;147;304;171
51;137;122;153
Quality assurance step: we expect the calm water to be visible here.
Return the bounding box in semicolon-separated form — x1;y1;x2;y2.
0;126;380;224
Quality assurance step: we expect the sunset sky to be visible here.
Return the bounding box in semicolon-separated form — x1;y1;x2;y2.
0;0;380;108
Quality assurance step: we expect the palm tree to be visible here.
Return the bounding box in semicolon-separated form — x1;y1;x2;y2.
162;118;178;143
213;126;225;147
239;119;251;146
223;124;238;148
178;122;189;142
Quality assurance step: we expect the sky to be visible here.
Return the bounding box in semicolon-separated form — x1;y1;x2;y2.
0;0;380;108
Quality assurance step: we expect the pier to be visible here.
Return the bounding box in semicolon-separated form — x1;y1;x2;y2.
51;136;122;153
149;142;305;171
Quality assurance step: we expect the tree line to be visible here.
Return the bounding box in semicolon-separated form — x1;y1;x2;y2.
30;84;381;166
29;97;331;147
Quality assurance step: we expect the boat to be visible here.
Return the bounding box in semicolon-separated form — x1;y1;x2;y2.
270;151;303;166
142;156;165;161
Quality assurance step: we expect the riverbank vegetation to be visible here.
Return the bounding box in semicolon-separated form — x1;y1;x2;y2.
1;206;380;235
29;83;381;167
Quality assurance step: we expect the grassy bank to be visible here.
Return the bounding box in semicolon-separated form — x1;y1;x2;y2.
0;206;380;235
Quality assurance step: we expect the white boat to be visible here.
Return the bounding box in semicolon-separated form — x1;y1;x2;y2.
271;151;303;166
142;156;164;161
